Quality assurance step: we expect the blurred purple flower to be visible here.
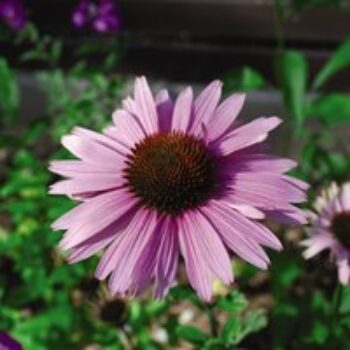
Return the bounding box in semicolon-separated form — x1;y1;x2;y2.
0;0;27;31
92;0;121;33
302;183;350;284
0;331;22;350
72;0;96;28
72;0;121;33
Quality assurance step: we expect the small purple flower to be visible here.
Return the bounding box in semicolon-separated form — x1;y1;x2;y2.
72;0;121;33
92;0;121;33
0;331;22;350
0;0;27;31
72;0;96;28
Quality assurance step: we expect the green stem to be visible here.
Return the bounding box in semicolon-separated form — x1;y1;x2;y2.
332;285;343;327
206;305;219;337
329;284;344;345
273;0;286;51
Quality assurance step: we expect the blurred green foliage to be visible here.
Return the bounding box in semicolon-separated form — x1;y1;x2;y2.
0;57;19;125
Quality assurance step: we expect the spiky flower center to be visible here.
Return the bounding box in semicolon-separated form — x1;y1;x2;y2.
125;132;216;214
331;212;350;249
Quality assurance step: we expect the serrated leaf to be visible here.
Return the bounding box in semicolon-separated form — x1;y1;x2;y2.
275;51;308;130
221;318;242;346
313;38;350;89
243;309;268;334
176;325;208;345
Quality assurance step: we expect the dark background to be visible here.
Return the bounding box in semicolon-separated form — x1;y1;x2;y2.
2;0;350;89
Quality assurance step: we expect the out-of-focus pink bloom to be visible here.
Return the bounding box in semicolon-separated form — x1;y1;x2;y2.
49;77;308;301
0;0;27;31
302;182;350;284
0;331;22;350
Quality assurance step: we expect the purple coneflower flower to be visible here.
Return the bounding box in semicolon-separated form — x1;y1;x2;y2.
0;331;22;350
302;182;350;284
49;77;308;301
0;0;27;31
92;0;121;33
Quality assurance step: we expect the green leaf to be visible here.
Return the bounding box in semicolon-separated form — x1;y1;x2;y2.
0;57;19;124
271;249;302;295
340;286;350;314
243;309;268;335
313;38;350;89
50;40;62;64
216;290;248;313
221;318;241;346
224;66;266;92
275;51;308;130
307;93;350;125
203;338;225;350
325;152;350;178
176;325;208;345
308;321;329;345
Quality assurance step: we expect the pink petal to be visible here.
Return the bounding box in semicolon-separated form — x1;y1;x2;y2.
337;258;350;285
302;232;333;259
102;126;129;154
64;203;134;263
178;213;214;302
202;200;271;269
52;201;90;231
208;200;282;250
207;93;245;142
112;109;146;148
127;219;163;294
61;134;125;167
217;116;282;156
73;127;127;156
49;160;119;177
95;208;150;280
49;173;125;196
223;154;297;174
266;208;308;225
67;230;117;263
227;203;265;220
186;210;234;284
96;209;158;295
154;216;179;298
59;189;138;250
191;80;222;135
122;96;138;115
171;87;193;132
340;183;350;210
156;89;174;132
228;173;306;204
134;76;158;134
283;176;309;191
177;210;234;301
